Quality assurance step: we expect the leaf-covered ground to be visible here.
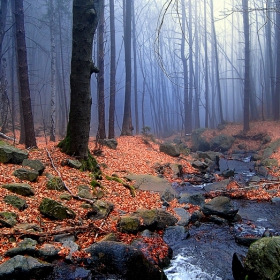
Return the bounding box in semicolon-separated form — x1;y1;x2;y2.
0;121;279;265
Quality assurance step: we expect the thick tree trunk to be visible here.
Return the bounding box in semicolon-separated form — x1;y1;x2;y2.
14;0;37;148
108;0;116;139
59;0;100;160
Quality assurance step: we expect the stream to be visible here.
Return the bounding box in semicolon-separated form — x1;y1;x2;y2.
164;156;280;280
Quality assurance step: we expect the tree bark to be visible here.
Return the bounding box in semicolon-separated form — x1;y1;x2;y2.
59;0;100;161
14;0;37;148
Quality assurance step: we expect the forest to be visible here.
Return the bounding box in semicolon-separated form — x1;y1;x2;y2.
0;0;280;279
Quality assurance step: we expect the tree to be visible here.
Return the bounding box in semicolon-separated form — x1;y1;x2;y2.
58;0;100;167
121;0;133;136
274;2;280;121
14;0;37;148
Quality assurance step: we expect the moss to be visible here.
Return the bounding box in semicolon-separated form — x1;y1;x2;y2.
90;179;102;188
105;175;135;197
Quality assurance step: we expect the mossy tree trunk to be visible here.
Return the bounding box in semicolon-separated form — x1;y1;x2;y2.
59;0;100;161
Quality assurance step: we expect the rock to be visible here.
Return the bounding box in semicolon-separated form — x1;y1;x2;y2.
261;158;278;167
100;138;118;149
87;200;113;220
13;223;42;233
0;255;52;280
46;175;66;191
173;136;182;144
204;179;230;193
202;196;239;220
163;226;190;247
4;195;27;210
198;151;222;162
221;169;235;178
232;252;246;280
13;168;39;182
159;142;180;157
191;160;208;171
132;209;178;230
22;159;45;175
0;143;28;164
178;193;205;206
39;198;76;220
2;183;35;196
160;189;175;202
173;207;190;226
191;128;210;152
210;134;235;152
85;241;167;280
5;238;37;257
169;163;183;178
244;237;280;280
37;244;60;261
235;236;260;247
62;159;82;169
209;215;227;225
77;185;94;200
0;212;17;227
59;193;72;201
190;210;204;223
99;233;118;242
117;216;141;234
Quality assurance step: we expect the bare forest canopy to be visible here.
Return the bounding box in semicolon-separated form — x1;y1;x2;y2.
0;0;279;142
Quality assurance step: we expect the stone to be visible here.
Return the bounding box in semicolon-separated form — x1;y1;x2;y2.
261;158;278;167
244;237;280;280
232;252;246;280
178;193;205;206
210;134;235;152
5;238;37;257
22;159;45;175
0;212;17;227
191;128;210;152
0;143;28;164
39;198;76;220
117;216;141;234
59;193;72;201
87;200;114;220
100;138;118;150
13;168;39;182
0;255;52;279
46;175;66;191
173;207;190;226
202;196;239;220
85;241;167;280
4;195;27;210
2;183;35;196
64;159;82;169
163;226;190;247
159;142;180;157
77;185;94;200
160;189;175;202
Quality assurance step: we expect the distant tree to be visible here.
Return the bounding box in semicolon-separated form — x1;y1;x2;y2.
58;0;100;168
108;0;116;139
274;1;280;121
96;0;106;141
121;0;133;136
14;0;37;148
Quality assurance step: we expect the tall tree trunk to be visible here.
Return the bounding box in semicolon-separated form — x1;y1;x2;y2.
59;0;100;162
274;2;280;120
121;0;133;136
204;0;209;128
242;0;250;131
49;0;56;142
14;0;37;148
97;0;106;141
108;0;116;139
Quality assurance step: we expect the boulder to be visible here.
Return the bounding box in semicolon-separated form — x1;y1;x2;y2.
0;255;52;280
39;198;76;220
62;159;82;169
191;128;210;152
5;238;37;257
2;183;35;196
85;241;167;280
13;168;39;182
210;134;235;152
159;142;180;157
244;237;280;280
132;209;177;230
4;195;27;210
163;226;189;247
100;138;118;150
117;216;141;234
22;159;45;175
0;212;17;227
232;252;246;280
173;207;190;226
46;175;66;191
0;143;28;164
178;193;205;206
202;196;238;220
77;185;95;200
86;200;114;220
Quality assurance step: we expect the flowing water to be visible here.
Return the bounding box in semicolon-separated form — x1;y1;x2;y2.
164;156;280;280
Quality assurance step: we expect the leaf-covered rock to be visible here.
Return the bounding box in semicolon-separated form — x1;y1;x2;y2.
2;183;35;196
39;198;76;220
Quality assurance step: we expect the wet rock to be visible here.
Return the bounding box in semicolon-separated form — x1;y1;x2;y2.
178;193;205;206
5;238;37;257
87;200;113;220
53;233;75;243
22;159;45;175
163;226;190;247
0;143;28;164
173;207;190;226
0;212;17;227
46;174;66;191
169;163;183;178
161;189;175;202
132;209;178;230
190;210;204;223
221;169;235;178
4;195;27;210
244;237;280;280
85;241;167;280
0;255;52;280
159;142;180;157
209;215;227;225
117;216;141;234
235;235;260;247
13;168;39;182
204;179;230;193
202;196;239;220
39;198;76;220
2;183;35;196
210;134;235;152
37;244;60;261
232;252;246;280
198;151;222;162
191;160;208;171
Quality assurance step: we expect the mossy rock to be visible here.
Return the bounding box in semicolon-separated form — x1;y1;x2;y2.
59;193;72;201
0;212;17;227
87;200;114;220
13;168;39;182
39;198;76;220
46;175;66;191
118;216;141;234
2;183;35;196
4;195;27;210
0;143;28;164
78;185;95;200
22;159;45;175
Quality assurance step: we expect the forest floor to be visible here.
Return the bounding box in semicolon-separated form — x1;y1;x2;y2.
0;120;280;265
